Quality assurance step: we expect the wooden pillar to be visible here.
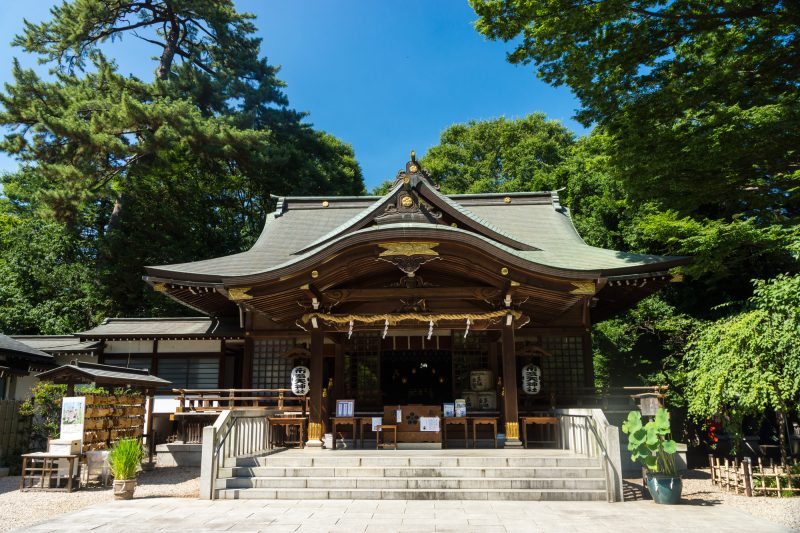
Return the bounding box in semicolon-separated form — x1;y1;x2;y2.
307;329;324;447
334;339;344;400
242;336;253;388
501;324;522;447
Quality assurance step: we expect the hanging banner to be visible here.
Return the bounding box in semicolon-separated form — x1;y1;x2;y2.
60;396;86;444
290;366;310;396
521;364;542;395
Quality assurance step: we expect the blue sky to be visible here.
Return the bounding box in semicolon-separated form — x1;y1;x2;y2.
0;0;587;191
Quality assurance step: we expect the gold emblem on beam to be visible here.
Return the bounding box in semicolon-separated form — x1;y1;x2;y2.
378;242;439;257
569;281;596;295
227;287;253;301
152;282;168;293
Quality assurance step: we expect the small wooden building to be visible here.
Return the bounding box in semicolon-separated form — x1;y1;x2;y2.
121;156;686;447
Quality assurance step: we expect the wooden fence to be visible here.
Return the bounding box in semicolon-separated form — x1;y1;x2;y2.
0;400;32;473
709;454;800;497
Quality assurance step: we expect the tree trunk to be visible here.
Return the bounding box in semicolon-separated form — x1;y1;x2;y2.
106;192;126;236
777;407;789;466
156;14;180;80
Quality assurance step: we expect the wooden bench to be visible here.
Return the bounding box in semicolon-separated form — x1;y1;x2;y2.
442;417;469;448
268;417;307;449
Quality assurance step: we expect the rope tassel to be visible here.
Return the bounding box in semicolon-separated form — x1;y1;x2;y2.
427;320;434;340
464;318;471;338
348;320;354;339
382;319;389;339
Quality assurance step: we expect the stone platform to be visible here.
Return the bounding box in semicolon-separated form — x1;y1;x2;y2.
215;448;608;501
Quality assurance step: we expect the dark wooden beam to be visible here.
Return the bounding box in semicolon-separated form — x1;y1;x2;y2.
323;286;502;302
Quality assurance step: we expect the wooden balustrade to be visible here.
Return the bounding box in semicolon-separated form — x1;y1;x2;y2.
173;388;309;414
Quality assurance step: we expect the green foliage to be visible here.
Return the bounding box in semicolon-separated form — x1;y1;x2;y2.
621;408;679;476
0;0;364;331
108;438;144;480
684;275;800;453
470;0;799;220
19;382;67;448
421;113;574;193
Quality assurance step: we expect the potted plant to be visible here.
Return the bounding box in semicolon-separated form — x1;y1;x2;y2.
622;407;681;504
108;438;143;500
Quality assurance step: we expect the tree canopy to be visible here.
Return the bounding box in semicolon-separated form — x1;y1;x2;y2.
0;0;364;331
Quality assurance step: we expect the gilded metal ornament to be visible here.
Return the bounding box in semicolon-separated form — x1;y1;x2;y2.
400;195;414;207
569;281;595;294
153;282;168;293
500;267;509;276
321;200;329;207
505;422;520;439
307;422;323;441
378;242;439;257
311;270;319;279
503;196;511;204
227;287;253;300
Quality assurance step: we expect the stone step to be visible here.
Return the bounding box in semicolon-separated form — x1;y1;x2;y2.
219;465;604;479
214;487;608;501
217;476;607;491
227;455;598;469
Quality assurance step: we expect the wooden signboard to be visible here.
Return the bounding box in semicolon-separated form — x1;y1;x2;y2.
383;404;442;443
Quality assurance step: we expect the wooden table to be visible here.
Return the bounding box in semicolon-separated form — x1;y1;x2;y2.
331;417;357;450
358;417;379;449
520;416;561;449
20;453;81;492
268;417;307;449
376;424;398;449
442;417;469;448
471;417;498;449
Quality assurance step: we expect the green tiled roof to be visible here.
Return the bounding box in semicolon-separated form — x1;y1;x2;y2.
146;185;687;280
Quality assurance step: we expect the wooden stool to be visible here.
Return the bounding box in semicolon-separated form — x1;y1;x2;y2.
442;417;468;448
471;417;498;449
331;417;357;450
376;424;397;449
520;416;560;449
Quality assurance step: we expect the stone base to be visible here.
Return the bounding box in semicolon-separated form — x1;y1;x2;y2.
397;443;442;450
504;438;523;448
305;439;324;448
156;443;202;467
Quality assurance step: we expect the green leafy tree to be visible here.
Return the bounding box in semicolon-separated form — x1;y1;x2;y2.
685;274;800;463
0;0;364;329
421;113;574;194
19;382;67;450
470;0;799;219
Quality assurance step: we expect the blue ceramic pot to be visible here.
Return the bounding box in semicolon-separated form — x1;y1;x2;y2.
646;475;682;504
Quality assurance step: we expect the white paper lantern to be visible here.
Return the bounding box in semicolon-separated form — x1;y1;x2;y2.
290;366;310;396
521;364;542;395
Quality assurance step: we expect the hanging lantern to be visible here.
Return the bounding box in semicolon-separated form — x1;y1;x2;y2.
521;363;542;395
290;366;310;396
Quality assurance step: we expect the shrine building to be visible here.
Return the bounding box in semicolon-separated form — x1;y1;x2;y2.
113;154;689;449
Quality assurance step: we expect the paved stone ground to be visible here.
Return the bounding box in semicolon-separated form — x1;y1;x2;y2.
12;497;797;533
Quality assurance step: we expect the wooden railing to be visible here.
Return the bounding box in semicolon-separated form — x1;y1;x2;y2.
199;409;274;500
174;388;309;414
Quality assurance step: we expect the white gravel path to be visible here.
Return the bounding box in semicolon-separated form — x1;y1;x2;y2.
0;465;198;533
626;469;800;532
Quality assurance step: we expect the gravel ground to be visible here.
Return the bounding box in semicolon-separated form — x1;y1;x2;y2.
626;469;800;532
0;465;198;533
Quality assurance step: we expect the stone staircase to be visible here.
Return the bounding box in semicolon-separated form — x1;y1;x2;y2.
214;449;608;501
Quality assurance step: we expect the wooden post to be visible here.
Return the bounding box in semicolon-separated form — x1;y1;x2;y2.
307;329;324;447
743;457;753;497
709;454;716;485
501;324;521;448
334;340;344;400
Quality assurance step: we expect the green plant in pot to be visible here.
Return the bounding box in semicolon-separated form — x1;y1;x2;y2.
108;438;144;500
622;408;681;504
